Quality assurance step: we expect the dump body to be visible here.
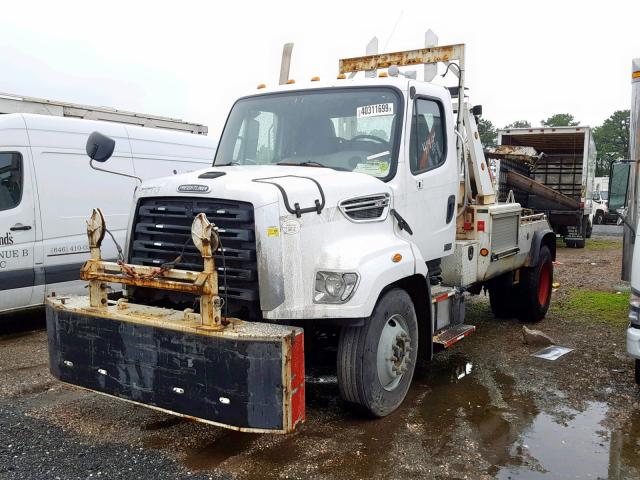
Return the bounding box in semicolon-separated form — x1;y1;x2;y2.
497;127;596;245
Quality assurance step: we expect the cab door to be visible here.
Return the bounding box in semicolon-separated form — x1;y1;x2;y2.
401;95;458;262
0;149;38;311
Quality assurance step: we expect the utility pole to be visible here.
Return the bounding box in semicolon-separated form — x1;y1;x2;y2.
622;58;640;280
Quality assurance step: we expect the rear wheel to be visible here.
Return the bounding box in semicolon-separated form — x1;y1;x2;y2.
594;211;604;225
337;288;418;417
488;271;518;319
517;246;553;322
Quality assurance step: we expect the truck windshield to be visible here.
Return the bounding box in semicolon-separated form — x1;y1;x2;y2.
214;87;402;180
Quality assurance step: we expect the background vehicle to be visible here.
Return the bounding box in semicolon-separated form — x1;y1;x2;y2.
497;127;597;247
610;56;639;384
0;113;216;313
46;41;555;433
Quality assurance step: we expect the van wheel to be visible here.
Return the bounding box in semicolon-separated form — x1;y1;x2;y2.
594;211;604;225
586;220;593;239
488;271;517;319
337;288;418;417
517;246;553;322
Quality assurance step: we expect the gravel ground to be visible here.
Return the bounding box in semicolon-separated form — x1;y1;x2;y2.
1;235;639;479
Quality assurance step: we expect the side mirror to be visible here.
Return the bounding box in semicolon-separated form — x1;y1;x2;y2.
86;131;115;162
608;160;632;213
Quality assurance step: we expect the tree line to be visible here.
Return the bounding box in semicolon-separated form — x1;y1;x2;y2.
478;111;630;176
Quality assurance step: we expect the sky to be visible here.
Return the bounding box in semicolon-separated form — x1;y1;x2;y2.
0;0;639;137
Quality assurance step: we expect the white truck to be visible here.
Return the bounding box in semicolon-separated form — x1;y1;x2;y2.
45;42;556;433
0;114;216;314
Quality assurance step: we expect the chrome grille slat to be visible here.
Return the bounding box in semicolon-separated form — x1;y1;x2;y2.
339;193;390;222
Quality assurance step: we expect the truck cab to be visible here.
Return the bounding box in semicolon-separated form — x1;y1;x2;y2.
46;43;555;433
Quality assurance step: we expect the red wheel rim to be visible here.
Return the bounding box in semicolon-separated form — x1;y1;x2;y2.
538;261;551;306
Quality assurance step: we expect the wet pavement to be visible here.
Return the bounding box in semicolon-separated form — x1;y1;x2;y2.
1;238;640;479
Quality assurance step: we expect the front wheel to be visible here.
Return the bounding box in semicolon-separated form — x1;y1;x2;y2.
337;288;418;417
517;246;553;322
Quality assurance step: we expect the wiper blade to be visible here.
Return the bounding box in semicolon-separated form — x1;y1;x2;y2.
215;161;241;166
276;161;327;168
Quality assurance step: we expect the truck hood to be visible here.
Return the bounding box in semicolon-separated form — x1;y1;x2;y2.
135;165;392;211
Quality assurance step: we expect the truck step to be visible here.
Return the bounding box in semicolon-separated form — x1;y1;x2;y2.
433;324;476;348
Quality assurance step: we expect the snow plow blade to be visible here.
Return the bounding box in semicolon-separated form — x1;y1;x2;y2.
46;297;305;434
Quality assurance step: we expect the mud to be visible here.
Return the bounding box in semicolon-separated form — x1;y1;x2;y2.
1;235;639;479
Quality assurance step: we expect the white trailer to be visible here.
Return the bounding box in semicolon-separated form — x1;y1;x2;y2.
45;40;555;433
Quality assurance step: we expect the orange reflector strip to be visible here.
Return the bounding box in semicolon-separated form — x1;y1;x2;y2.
434;293;450;303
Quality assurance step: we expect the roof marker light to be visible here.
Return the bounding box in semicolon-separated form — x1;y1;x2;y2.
286;79;296;84
336;73;346;79
311;76;320;81
257;83;266;89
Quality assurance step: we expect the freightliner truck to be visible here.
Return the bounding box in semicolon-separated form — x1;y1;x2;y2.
46;42;556;433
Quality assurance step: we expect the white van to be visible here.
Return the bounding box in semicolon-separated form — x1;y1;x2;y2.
0;113;216;313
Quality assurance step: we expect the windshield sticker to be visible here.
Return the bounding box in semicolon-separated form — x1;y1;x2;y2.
366;151;390;161
354;161;390;177
356;103;394;118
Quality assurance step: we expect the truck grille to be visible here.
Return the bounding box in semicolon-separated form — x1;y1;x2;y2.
128;197;260;321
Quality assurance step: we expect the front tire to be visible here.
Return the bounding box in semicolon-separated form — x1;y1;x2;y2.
517;246;553;322
337;288;418;417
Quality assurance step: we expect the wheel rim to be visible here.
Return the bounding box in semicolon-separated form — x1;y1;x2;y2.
538;261;551;306
377;314;411;392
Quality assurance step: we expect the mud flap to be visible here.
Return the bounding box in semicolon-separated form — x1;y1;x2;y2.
46;298;305;434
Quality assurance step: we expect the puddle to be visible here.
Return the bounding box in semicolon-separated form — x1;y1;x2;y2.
419;354;640;479
182;431;260;470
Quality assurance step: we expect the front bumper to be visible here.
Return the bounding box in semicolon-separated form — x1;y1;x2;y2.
46;297;305;434
627;326;640;359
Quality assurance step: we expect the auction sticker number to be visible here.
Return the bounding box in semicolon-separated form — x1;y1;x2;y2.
356;103;394;118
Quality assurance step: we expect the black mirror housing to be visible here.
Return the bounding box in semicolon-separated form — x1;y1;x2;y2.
608;160;632;213
86;131;115;162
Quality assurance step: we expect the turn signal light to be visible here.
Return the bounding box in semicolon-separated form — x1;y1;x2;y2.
392;253;402;263
378;71;388;78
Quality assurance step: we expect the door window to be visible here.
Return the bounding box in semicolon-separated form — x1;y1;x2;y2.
409;99;445;175
0;153;22;211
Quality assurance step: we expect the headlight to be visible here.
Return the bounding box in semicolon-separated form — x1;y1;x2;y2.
314;271;358;304
630;292;640;327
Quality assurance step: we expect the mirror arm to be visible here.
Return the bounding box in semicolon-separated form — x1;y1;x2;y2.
90;159;142;184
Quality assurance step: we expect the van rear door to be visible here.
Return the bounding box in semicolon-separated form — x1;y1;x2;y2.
0;148;38;310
